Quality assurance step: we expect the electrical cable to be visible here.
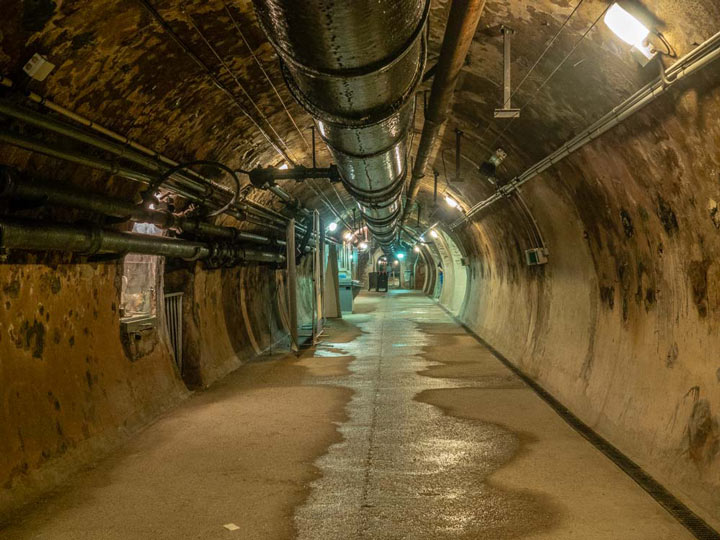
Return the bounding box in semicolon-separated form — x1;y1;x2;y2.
184;10;299;164
485;3;611;152
475;0;586;145
136;0;293;165
145;160;240;217
221;1;310;150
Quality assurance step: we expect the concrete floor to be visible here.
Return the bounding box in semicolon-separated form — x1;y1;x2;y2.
0;291;693;539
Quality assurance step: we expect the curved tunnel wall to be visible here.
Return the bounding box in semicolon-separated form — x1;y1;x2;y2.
0;239;307;517
441;66;720;528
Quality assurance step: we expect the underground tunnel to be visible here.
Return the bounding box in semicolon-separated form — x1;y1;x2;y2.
0;0;719;538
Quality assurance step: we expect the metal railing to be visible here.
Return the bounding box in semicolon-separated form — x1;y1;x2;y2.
164;292;183;371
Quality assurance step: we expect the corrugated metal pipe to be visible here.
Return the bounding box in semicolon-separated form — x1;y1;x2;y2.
252;0;429;248
402;0;486;224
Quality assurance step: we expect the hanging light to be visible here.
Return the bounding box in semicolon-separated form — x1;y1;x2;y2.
444;195;460;209
414;246;421;253
604;3;650;46
327;222;338;232
397;253;405;260
430;229;439;238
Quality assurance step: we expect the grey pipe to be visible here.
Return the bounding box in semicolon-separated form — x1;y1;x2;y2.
0;166;284;245
0;218;286;264
252;0;429;248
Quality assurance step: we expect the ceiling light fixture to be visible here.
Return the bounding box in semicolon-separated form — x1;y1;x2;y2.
414;246;421;253
328;222;337;232
430;230;439;239
397;253;405;260
359;241;368;250
343;231;353;241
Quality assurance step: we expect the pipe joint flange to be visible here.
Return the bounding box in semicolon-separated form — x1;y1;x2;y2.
80;224;104;256
279;29;427;129
343;177;405;208
259;0;430;81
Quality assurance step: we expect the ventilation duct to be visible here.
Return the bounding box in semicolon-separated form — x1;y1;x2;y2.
252;0;429;248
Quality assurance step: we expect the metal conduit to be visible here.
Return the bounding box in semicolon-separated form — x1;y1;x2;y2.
0;76;329;241
452;30;720;229
0;128;337;246
251;0;430;249
0;166;283;246
0;218;286;265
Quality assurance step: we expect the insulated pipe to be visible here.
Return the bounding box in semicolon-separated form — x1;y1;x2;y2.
402;0;486;224
0;129;336;246
0;77;317;233
452;30;720;228
0;218;286;264
252;0;429;248
0;167;283;246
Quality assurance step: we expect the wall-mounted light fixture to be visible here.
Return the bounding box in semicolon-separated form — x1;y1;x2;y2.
414;245;421;253
604;2;675;66
430;229;439;239
444;195;460;209
605;3;650;46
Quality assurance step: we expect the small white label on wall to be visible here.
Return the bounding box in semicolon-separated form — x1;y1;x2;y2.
23;53;55;81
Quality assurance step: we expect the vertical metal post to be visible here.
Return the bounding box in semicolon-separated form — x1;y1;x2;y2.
454;128;463;182
502;28;512;108
286;218;298;352
433;170;439;205
311;125;316;168
312;210;324;343
494;27;520;119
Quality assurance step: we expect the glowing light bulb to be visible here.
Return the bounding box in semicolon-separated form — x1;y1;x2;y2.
359;241;368;250
444;195;460;208
397;253;404;260
604;3;650;46
430;229;439;238
278;162;289;170
328;222;337;232
414;246;421;253
343;232;353;241
393;260;399;266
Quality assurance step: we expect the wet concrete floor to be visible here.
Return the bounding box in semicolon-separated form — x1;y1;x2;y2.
1;290;693;539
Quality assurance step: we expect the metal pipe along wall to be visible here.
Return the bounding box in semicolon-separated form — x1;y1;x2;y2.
251;0;429;248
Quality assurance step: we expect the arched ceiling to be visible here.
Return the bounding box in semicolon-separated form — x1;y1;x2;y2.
1;0;719;236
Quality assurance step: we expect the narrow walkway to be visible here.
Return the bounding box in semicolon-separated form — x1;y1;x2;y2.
1;291;692;539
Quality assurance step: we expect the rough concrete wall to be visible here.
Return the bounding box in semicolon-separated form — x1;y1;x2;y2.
0;255;299;518
0;257;188;518
454;68;720;527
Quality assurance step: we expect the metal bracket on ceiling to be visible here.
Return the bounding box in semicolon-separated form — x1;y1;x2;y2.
494;26;521;120
248;165;342;190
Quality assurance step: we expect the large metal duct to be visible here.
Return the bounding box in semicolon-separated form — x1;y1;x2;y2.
252;0;429;248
